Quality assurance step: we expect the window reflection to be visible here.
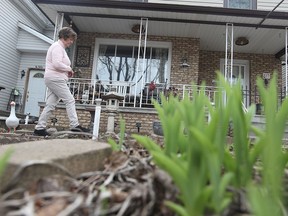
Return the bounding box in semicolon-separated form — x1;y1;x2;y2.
96;44;169;85
224;0;256;9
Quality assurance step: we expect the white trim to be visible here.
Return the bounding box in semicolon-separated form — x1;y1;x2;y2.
18;22;53;45
220;58;250;87
94;38;172;48
12;0;52;27
220;58;250;107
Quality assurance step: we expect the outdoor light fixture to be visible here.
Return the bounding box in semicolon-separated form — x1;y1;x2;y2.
136;122;141;133
131;24;145;34
21;70;25;79
180;58;190;68
51;117;58;126
235;37;249;46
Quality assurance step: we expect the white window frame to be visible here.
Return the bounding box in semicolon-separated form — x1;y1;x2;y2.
224;0;257;10
92;38;172;85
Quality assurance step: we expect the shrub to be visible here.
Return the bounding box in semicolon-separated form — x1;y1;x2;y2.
134;73;288;216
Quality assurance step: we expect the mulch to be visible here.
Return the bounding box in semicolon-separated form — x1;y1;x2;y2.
0;130;179;216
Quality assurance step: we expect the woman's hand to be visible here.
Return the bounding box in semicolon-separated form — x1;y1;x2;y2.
68;70;74;78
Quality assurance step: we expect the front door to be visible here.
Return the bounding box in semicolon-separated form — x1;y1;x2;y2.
220;59;250;107
24;70;46;117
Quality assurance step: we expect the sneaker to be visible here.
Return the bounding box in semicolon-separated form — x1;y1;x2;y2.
34;129;50;136
71;125;90;133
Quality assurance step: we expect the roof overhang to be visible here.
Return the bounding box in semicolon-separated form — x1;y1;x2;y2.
32;0;288;58
18;22;54;44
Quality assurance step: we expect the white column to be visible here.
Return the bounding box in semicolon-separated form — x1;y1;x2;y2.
134;17;148;107
53;13;64;41
92;99;102;140
225;23;234;84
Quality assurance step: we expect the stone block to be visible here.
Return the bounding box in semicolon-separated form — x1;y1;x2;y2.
0;139;112;193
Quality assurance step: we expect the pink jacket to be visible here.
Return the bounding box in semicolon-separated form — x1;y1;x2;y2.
44;40;72;80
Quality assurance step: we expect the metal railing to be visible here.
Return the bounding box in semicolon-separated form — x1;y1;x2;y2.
67;78;286;110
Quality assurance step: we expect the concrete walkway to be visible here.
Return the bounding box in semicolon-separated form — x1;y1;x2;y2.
0;139;112;193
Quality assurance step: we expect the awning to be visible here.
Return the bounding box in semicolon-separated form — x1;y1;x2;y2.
32;0;288;58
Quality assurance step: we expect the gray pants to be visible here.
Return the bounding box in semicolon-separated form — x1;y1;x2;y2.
35;77;79;130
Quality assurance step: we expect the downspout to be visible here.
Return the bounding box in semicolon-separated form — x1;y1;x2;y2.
255;0;285;29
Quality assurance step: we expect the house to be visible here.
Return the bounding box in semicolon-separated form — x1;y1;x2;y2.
0;0;53;117
18;0;288;133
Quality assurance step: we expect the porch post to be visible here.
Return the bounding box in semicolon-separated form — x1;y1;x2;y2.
44;13;64;102
53;13;64;41
139;18;149;108
225;23;234;84
134;18;148;107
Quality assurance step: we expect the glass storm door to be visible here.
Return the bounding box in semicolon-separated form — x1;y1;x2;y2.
221;59;250;107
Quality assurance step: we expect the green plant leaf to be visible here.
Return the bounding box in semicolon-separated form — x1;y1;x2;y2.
107;138;120;151
151;152;187;190
0;148;13;177
165;201;189;216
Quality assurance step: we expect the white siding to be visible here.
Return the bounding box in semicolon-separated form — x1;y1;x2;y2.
258;0;288;12
0;0;49;111
43;29;55;39
17;30;51;53
149;0;288;11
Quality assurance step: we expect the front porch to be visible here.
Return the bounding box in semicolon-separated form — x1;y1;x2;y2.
67;78;285;109
39;78;286;135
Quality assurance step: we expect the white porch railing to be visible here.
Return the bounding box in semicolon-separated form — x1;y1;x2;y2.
67;78;222;108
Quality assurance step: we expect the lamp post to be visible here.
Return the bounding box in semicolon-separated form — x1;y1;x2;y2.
102;92;124;134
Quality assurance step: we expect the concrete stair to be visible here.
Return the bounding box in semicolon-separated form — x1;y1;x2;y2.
0;139;112;193
250;115;288;142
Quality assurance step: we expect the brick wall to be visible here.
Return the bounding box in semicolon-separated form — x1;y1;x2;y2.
170;37;200;84
39;105;91;130
41;104;160;135
113;110;159;134
199;50;282;94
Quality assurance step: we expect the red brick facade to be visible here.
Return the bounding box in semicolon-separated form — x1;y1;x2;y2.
47;32;282;134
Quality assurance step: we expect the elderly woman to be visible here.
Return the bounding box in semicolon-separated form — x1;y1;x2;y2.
34;27;89;136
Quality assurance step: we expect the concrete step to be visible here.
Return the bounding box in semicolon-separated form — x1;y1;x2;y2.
250;115;288;140
0;133;43;144
17;124;36;131
0;139;112;193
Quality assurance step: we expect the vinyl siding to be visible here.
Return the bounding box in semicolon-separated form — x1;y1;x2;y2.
17;30;51;53
0;0;48;111
258;0;288;12
43;29;55;39
149;0;288;11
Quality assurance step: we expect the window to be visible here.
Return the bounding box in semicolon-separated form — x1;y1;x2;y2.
113;0;148;2
94;39;171;86
224;0;257;9
33;73;44;78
